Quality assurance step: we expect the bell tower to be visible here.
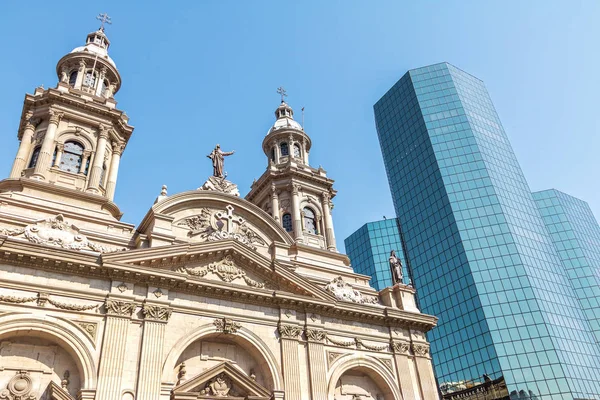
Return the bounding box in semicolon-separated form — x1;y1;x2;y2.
1;15;134;222
246;89;337;251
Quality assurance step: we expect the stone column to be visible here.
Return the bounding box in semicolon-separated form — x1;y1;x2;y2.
305;328;327;400
413;343;437;400
278;324;302;400
32;109;63;180
95;300;136;400
321;192;336;250
75;60;86;89
105;142;123;201
87;125;110;192
291;184;303;241
52;143;64;168
80;151;91;175
95;67;107;97
137;303;172;400
302;138;309;165
271;185;280;222
9;112;38;178
392;341;418;400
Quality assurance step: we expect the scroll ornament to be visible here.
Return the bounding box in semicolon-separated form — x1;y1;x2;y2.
105;300;136;316
0;215;125;253
179;255;267;288
142;304;172;322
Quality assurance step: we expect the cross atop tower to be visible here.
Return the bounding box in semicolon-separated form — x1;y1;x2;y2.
276;86;287;103
96;13;112;31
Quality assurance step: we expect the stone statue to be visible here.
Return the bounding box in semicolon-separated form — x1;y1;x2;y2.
207;144;235;178
389;250;403;284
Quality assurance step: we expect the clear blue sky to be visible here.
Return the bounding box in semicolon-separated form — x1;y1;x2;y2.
1;1;598;253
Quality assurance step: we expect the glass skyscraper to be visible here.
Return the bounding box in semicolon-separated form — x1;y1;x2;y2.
344;218;408;291
533;189;600;345
374;62;600;399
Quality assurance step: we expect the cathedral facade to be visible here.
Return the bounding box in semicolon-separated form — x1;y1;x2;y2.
0;24;438;400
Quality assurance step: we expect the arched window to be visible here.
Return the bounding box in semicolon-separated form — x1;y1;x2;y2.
69;71;78;87
28;147;41;168
99;163;107;187
293;143;301;158
83;71;96;88
280;142;289;156
303;207;318;234
59;141;84;173
282;213;293;232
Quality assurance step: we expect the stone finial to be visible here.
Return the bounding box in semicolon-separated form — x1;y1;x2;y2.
154;185;168;204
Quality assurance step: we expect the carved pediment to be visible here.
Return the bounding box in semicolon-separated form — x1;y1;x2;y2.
0;214;124;253
172;361;270;400
175;205;267;250
177;255;274;289
325;277;379;305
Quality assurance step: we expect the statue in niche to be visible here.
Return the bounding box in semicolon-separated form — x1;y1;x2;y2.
207;144;235;178
389;250;403;284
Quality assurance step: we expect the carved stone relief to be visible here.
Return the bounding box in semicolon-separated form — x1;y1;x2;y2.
391;341;410;355
75;322;97;341
0;371;36;400
0;215;125;253
199;373;233;397
305;329;326;342
176;205;267;250
277;324;302;339
105;300;136;316
213;317;241;334
142;304;172;322
199;176;240;197
179;255;268;288
327;352;344;368
412;343;430;358
326;335;390;352
324;277;379;305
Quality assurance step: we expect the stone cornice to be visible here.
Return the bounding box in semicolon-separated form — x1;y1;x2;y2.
0;238;437;331
246;168;336;203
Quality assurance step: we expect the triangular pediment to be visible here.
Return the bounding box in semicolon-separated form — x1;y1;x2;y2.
172;361;271;400
102;240;335;302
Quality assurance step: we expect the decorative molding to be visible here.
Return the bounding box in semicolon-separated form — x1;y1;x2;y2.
0;294;37;304
199;373;233;397
326;335;389;352
105;300;136;317
391;340;411;355
326;335;355;348
37;292;49;307
177;205;267;250
305;328;326;342
47;297;98;311
0;215;126;253
152;288;163;298
278;324;302;339
412;343;430;358
179;255;268;289
48;109;64;125
76;322;98;341
142;304;172;322
0;371;36;400
116;282;128;293
324;276;379;305
214;317;241;334
379;358;394;373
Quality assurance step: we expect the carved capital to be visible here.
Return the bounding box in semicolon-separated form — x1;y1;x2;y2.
321;192;331;203
142;304;172;322
214;317;241;334
412;343;430;358
78;60;86;70
98;125;110;140
305;328;326;342
48;109;64;125
24;113;39;131
391;340;411;355
291;184;301;195
278;324;302;339
111;141;124;155
99;66;107;77
56;143;65;152
105;300;136;317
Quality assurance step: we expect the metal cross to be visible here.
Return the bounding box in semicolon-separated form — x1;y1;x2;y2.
96;13;112;31
276;86;288;102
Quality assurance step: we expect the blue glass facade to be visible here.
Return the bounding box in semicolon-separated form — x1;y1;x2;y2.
374;62;600;399
344;218;408;291
533;189;600;345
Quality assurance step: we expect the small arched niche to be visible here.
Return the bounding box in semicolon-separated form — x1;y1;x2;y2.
333;366;395;400
173;333;273;391
0;334;82;399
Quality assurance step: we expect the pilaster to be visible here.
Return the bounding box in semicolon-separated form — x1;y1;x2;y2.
291;184;302;241
95;299;136;400
87;125;110;192
305;327;327;400
271;185;280;221
277;323;302;400
321;192;336;251
391;340;417;400
106;141;123;200
413;343;438;400
10;112;38;178
136;302;172;400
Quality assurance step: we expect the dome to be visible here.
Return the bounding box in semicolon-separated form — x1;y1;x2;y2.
70;30;116;68
266;101;303;135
